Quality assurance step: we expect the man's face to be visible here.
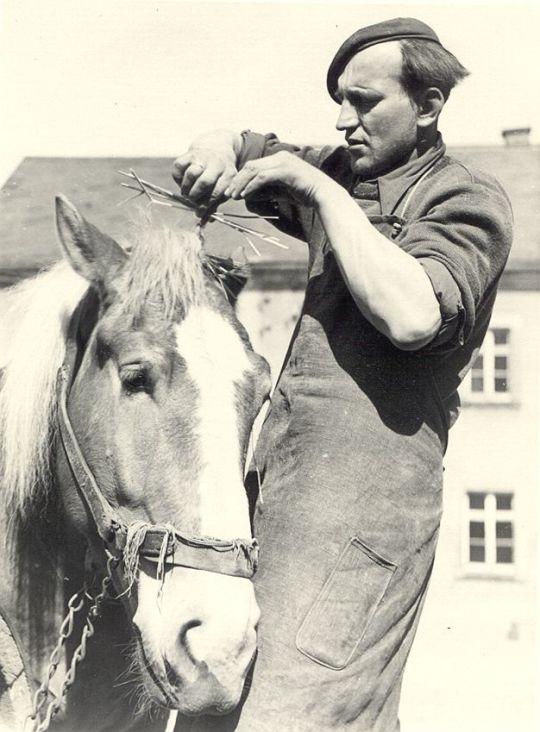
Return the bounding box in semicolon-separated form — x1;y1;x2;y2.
335;41;420;178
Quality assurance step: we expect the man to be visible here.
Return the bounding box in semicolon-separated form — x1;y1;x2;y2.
172;18;512;732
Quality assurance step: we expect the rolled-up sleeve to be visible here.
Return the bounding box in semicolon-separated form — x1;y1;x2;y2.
399;170;513;351
419;258;466;348
237;130;328;169
236;131;271;168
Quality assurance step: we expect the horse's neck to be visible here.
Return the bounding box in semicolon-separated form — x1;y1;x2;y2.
0;494;66;666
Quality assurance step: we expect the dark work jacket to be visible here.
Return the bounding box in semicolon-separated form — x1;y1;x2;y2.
238;131;513;451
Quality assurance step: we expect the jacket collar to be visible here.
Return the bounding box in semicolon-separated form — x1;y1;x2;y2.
347;134;446;215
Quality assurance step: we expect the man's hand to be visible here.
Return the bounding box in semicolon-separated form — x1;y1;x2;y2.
225;151;330;207
172;149;237;209
172;130;242;213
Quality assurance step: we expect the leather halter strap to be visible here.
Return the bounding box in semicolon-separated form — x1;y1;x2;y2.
56;295;258;580
57;359;123;547
140;529;258;577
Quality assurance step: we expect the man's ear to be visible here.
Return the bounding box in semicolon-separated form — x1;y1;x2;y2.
55;195;128;295
416;87;445;128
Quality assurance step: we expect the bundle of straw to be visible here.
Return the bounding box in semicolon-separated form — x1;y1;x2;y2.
118;169;288;258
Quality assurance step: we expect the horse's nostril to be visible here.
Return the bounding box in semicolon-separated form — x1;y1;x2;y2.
179;619;203;666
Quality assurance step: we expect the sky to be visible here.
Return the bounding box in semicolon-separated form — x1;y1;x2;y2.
1;0;539;185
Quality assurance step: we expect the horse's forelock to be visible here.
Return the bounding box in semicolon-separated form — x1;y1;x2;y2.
120;225;206;322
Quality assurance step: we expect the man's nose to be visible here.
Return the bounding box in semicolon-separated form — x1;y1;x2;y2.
336;99;359;132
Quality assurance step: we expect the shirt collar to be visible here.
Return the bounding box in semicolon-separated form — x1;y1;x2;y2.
352;134;446;215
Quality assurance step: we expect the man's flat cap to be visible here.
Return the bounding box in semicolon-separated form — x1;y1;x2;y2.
327;17;442;101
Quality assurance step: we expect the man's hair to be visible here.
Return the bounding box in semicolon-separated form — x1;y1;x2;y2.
399;39;470;103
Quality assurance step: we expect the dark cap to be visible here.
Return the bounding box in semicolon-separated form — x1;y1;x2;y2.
327;17;442;101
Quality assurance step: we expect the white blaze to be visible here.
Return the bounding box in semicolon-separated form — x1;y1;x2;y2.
175;306;252;538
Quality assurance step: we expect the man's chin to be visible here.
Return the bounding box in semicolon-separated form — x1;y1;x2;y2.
347;149;376;179
350;159;376;180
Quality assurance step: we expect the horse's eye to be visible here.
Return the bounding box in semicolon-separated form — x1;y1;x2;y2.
121;366;151;395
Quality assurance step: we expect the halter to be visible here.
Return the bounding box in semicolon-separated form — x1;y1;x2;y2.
56;293;259;583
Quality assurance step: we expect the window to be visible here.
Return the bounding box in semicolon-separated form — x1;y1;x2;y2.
462;327;512;403
462;491;516;576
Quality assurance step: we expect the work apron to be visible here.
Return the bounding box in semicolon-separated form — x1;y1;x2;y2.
189;214;446;732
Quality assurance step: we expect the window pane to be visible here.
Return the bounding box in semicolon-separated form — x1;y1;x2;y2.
470;521;485;538
469;492;485;509
471;377;484;392
493;328;509;345
470;545;485;562
494;356;508;370
494;378;508;392
496;493;513;510
473;354;484;369
496;546;513;563
496;521;513;539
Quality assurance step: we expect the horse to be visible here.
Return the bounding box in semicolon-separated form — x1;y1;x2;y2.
0;196;271;731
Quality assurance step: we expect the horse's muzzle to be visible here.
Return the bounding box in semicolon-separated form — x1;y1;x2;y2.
133;569;259;715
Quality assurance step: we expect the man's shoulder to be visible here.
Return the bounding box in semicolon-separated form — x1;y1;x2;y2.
429;152;511;205
409;152;514;246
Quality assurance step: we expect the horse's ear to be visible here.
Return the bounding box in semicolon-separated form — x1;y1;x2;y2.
216;249;249;307
55;195;128;289
222;269;248;307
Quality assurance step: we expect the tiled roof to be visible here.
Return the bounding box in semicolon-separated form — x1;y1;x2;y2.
0;147;538;285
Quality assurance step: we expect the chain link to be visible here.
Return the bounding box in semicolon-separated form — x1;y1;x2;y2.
26;553;119;732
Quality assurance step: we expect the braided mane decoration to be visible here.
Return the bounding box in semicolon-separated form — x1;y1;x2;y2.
118;169;288;258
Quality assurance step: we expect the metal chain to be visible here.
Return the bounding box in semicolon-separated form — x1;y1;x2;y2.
26;553;119;732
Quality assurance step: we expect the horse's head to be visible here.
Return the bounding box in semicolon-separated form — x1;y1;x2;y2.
54;196;271;715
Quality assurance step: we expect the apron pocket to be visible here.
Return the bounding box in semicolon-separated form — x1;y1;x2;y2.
295;537;396;670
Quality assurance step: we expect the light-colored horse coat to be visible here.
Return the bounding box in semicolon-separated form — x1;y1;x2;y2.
0;198;271;731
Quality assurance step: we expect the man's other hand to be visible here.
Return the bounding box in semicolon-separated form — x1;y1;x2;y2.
225;151;329;207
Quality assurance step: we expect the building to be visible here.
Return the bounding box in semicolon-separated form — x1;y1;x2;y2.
399;144;540;732
0;142;538;731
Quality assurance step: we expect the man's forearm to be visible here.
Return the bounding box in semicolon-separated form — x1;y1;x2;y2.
313;179;442;351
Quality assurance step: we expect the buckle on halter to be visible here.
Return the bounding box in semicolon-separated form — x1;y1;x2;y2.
104;520;127;550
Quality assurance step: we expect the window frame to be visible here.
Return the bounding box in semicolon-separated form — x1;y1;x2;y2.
461;326;513;404
460;490;517;579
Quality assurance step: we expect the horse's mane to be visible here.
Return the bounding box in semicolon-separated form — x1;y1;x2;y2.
0;263;88;516
0;223;206;516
